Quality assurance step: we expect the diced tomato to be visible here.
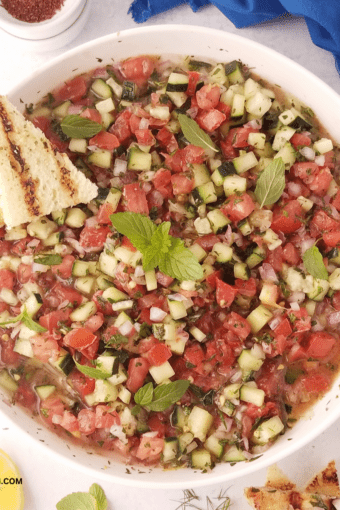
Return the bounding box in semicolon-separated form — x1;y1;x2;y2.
184;343;205;369
84;313;104;333
305;332;336;359
205;269;222;290
171;173;194;195
156;127;178;153
109;110;132;143
196;84;220;110
221;193;255;222
80;108;102;124
232;127;258;149
95;405;120;428
135;129;155;147
136;437;164;461
302;373;330;393
332;291;340;311
32;116;50;134
282;242;300;265
14;380;36;409
67;369;95;398
194;234;220;251
310;210;340;237
153;168;171;189
147;415;166;437
54;76;87;102
182;144;205;165
60;410;79;433
324;150;335;169
310;167;333;196
39;308;71;333
77;409;96;435
78;337;100;361
331;189;340;212
274;317;292;337
156;272;174;287
220;137;238;160
196;109;226;132
223;312;251;340
216;101;231;119
271;200;303;234
147;343;172;366
51;254;75;279
256;360;283;398
323;231;340;247
89;131;120;150
292;161;319;183
64;327;97;350
186;71;200;96
216;278;238;308
0;269;15;290
40;396;65;424
0;338;20;365
50;282;83;307
97;202;115;225
79;226;111;248
30;334;60;363
121;236;137;252
17;263;33;284
290;132;311;148
126;357;150;393
234;278;257;297
123;182;149;215
120;56;155;86
289;308;311;332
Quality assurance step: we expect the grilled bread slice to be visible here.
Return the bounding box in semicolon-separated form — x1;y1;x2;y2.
0;96;98;228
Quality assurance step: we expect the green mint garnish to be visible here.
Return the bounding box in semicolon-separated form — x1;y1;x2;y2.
110;212;203;281
254;157;286;208
60;115;103;139
0;307;47;333
73;359;111;380
56;483;107;510
177;114;218;152
34;254;63;266
135;380;190;412
303;245;329;280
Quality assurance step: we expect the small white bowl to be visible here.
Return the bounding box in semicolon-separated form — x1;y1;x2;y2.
0;0;86;40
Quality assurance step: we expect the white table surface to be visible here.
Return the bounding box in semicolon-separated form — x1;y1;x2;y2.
1;1;340;508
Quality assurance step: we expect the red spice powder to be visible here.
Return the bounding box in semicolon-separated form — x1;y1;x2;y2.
1;0;65;23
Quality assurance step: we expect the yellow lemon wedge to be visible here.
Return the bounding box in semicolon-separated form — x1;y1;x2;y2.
0;449;24;510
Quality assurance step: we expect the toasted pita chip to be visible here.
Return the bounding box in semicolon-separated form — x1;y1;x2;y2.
265;464;296;491
305;460;340;499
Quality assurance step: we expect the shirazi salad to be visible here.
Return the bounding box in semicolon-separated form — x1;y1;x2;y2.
0;53;340;472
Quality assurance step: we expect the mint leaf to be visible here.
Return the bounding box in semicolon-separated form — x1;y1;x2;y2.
142;246;161;272
89;484;107;510
106;333;128;346
159;237;203;281
134;382;154;406
303;245;329;280
110;212;156;252
56;492;97;510
178;114;218;152
60;115;103;138
147;380;190;412
254;157;286;207
21;309;47;333
142;222;171;271
74;359;111;380
34;254;63;266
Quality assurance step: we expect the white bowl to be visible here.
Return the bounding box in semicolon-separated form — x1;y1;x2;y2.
3;25;340;489
0;0;86;40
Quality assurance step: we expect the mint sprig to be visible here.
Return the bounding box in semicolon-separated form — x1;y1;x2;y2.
254;157;285;208
74;359;111;380
133;380;190;412
0;307;47;333
60;115;103;139
178;114;218;152
110;212;203;281
56;483;107;510
303;245;329;280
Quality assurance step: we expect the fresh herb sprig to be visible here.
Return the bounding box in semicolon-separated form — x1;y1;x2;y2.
177;114;218;153
133;380;190;413
254;157;285;208
110;212;203;282
61;115;103;139
303;244;329;280
0;307;47;333
56;483;107;510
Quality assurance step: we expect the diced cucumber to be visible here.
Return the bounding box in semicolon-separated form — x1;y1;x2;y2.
95;97;115;114
91;78;112;99
108;364;128;386
21;293;43;317
246;246;266;269
52;349;75;376
207;209;231;234
152;322;176;342
279;109;297;125
191;448;212;470
106;77;123;99
166;72;189;92
171;405;188;430
0;369;18;392
162;437;178;462
165;332;188;355
84;379;118;406
209;64;227;85
313;137;333;154
65;208;87;228
194;217;212;235
121;81;136;101
245;91;272;118
246;305;273;334
252;416;284;445
225;61;244;84
70;301;97;322
272;126;296;152
96;355;118;376
118;385;131;404
111;299;134;311
168;299;187;320
13;338;34;358
52;209;67;225
274;142;296;168
35;385;56;400
178;432;194;453
211;161;236;187
0;288;18;306
128;147;152;171
191;181;217;205
212;242;233;263
104;187;122;212
96;274;113;290
223;175;247;196
192;164;211;187
188;243;207;262
238;219;253;236
42;231;64;247
53;100;71;119
189;326;206;342
223;445;246;462
244;78;261;99
102;286;128;303
4;227;27;241
248;132;266;149
114;246;135;266
262;229;282;251
307;278;330;301
88;149;112;169
238;349;264;378
69;138;87;154
27;216;58;240
240;384;265;407
231;93;245;118
204;434;224;458
188;406;214;442
149;362;175;384
98;251;118;277
297;195;314;212
114;311;132;328
74;276;96;295
233;152;258;174
221;400;235;417
145;269;157;291
72;260;92;277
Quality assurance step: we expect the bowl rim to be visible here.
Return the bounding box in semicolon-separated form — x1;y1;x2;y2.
4;23;340;489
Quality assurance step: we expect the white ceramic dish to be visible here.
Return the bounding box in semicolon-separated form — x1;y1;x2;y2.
0;0;85;40
2;25;340;489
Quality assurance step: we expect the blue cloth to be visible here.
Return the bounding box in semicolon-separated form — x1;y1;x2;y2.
128;0;340;72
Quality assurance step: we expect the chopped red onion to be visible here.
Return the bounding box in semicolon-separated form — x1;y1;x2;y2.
230;369;243;383
328;311;340;325
27;238;40;247
330;205;340;220
134;265;145;278
110;425;128;444
52;414;62;425
287;181;302;197
262;342;272;354
224;224;233;245
142;431;159;438
186;107;198;119
118;321;133;336
311;319;325;332
150;307;167;322
68;104;83;115
186;441;198;454
244;118;262;129
32;262;49;273
300;238;315;254
110;177;122;189
139;117;149;130
315;154;325;166
288;291;305;304
142;182;152;193
290;301;300;311
85;216;99;228
168;293;186;301
259;262;278;282
269;316;281;330
113;159;127;176
299;146;315;160
139;171;156;182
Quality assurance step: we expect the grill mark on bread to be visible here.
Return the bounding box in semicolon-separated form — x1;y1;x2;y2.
43;140;78;200
0;103;42;216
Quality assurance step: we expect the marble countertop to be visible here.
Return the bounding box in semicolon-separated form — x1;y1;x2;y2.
0;1;340;508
